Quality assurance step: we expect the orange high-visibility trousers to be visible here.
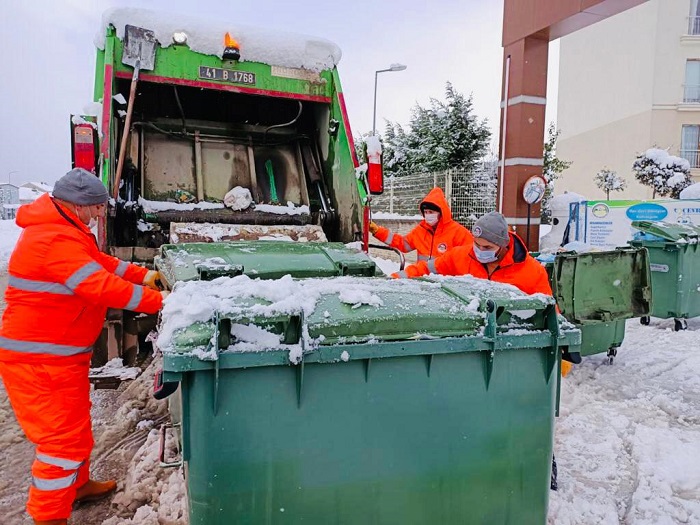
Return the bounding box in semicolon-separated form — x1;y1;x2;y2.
0;359;93;521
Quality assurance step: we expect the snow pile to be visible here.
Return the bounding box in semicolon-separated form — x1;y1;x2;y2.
0;219;22;267
540;192;587;253
370;256;401;276
548;319;700;524
90;358;141;381
102;431;187;525
223;186;252;210
156;274;545;363
680;182;700;200
139;197;224;212
98;8;342;71
254;202;310;216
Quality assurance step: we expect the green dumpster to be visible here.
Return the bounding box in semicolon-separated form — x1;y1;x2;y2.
156;267;580;524
538;247;651;362
156;241;379;285
629;220;700;331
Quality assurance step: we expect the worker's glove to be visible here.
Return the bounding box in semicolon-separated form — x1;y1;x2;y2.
369;222;380;235
160;290;171;301
143;270;162;290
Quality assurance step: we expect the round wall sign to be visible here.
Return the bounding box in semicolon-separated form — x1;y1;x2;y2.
522;176;546;205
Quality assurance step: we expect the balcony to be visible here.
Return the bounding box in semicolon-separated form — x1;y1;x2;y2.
683;84;700;103
680;149;700;168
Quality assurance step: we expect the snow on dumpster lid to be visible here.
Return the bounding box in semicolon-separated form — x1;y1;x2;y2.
98;8;342;72
156;274;556;365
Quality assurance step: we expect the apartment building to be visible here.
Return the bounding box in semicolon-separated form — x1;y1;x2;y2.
556;0;700;200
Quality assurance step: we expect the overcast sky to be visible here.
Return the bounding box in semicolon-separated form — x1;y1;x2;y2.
0;0;559;186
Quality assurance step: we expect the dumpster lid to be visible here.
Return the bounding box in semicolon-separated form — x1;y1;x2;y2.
552;247;651;323
157;275;557;365
155;241;377;287
631;220;700;242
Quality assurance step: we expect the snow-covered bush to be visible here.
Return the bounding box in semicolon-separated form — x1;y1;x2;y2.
594;168;627;200
632;148;691;199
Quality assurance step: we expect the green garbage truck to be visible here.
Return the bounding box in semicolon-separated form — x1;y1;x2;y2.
74;8;379;363
76;8;584;523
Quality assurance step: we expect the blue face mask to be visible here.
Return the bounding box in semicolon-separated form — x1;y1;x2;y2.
473;245;499;263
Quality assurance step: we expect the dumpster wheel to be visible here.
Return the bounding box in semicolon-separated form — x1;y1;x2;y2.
606;347;618;365
640;316;650;326
674;318;688;332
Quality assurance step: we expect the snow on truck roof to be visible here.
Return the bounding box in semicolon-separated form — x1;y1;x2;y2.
98;8;342;72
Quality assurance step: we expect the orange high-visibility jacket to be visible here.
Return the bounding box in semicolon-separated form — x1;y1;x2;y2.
0;194;162;364
373;187;473;261
396;231;553;297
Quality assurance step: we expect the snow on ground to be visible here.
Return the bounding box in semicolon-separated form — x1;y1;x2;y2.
0;220;22;267
549;317;700;524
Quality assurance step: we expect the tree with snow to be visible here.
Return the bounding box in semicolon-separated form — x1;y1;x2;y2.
541;123;572;223
594;168;627;200
382;82;491;176
632;148;691;199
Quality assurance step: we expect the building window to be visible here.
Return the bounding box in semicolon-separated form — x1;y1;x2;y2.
691;0;700;34
684;60;700;102
681;125;700;168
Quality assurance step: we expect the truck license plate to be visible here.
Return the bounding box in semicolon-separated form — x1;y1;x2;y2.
199;66;256;85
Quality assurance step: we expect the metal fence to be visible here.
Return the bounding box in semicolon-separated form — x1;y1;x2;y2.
370;167;497;228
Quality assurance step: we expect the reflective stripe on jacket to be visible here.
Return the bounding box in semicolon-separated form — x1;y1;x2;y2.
373;187;473;259
0;194;162;362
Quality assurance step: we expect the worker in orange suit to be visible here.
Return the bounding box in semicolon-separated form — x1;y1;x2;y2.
0;168;166;525
394;210;572;491
393;211;552;293
369;187;473;262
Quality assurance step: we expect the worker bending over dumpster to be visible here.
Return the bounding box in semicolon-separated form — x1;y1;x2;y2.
393;211;551;295
369;187;473;262
0;168;166;525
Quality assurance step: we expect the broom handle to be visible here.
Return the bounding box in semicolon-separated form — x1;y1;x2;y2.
113;66;139;200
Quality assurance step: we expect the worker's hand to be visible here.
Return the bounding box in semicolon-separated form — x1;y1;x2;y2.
369;222;380;235
160;290;170;301
143;270;162;290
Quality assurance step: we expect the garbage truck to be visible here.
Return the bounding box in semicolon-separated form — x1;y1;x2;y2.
73;8;379;364
76;9;584;523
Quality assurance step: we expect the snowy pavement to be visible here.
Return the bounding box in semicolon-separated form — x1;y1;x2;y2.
549;318;700;525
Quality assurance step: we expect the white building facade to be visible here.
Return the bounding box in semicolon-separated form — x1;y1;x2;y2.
557;0;700;200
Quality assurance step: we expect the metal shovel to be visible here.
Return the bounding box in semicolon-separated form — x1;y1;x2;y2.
113;25;157;199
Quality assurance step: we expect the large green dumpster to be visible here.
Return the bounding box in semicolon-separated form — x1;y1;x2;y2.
538;247;651;362
156;268;580;525
629;220;700;331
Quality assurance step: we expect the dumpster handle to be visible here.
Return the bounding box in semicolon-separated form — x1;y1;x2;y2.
159;422;183;468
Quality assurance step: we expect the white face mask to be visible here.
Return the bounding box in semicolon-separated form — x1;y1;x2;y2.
473;245;500;263
423;211;440;226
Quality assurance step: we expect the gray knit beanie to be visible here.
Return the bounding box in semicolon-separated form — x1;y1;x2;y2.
473;212;510;247
53;168;109;205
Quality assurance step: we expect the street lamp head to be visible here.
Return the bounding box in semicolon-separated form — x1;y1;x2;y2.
389;63;407;71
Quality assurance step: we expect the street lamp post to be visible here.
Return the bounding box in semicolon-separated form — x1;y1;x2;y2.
372;63;407;135
8;171;19;185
